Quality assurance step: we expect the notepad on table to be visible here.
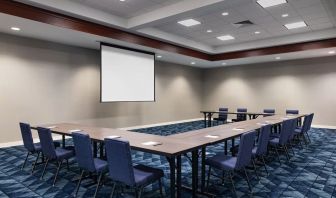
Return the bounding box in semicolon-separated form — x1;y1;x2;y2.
106;135;121;139
142;141;162;146
205;135;219;139
68;129;82;133
46;126;57;129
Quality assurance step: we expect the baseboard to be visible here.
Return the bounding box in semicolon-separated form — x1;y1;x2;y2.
312;124;336;129
0;134;69;148
119;117;203;130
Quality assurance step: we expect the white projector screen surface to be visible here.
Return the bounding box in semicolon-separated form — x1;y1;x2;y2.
101;45;155;102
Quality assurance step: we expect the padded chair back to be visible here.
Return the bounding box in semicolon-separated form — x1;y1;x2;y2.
37;127;57;159
237;108;247;121
19;123;35;152
286;109;299;114
307;113;314;131
256;125;272;155
218;107;228;121
72;132;96;172
263;109;275;114
105;138;135;186
300;115;310;133
288;119;297;140
236;130;257;169
279;119;294;145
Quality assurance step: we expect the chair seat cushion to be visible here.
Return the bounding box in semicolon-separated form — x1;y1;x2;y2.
94;158;108;172
294;128;302;134
33;141;60;152
205;153;237;170
133;164;164;187
55;146;75;160
269;137;279;145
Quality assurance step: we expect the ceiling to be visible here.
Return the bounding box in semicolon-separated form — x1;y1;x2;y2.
1;0;336;67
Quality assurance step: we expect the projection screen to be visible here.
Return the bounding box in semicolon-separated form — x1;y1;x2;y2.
101;44;155;102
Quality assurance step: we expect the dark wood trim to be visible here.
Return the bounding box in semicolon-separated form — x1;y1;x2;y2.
211;38;336;61
0;0;210;60
1;0;336;62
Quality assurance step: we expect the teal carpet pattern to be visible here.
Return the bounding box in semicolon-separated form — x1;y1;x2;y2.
0;121;336;197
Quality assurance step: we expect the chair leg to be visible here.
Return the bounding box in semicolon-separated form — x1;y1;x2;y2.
31;152;40;174
243;168;252;193
229;171;236;194
74;169;85;197
66;159;70;170
110;183;116;198
251;158;260;180
21;152;30;170
288;142;295;156
274;146;282;165
93;172;104;198
158;178;164;197
53;160;63;186
206;166;211;190
305;131;311;143
135;187;143;198
261;156;269;175
41;158;49;179
283;146;290;161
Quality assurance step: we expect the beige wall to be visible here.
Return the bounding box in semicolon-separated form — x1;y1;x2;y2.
203;57;336;126
0;33;203;143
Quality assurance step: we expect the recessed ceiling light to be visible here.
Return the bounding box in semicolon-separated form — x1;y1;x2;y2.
120;0;125;1
191;62;196;65
255;31;261;34
328;50;335;54
156;55;162;58
178;19;201;27
275;57;281;60
217;35;235;41
222;12;229;16
222;62;227;65
284;21;307;29
282;13;289;17
257;0;287;8
206;29;213;33
11;27;20;31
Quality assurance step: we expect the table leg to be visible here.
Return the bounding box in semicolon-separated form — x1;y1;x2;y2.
93;141;98;158
201;147;206;192
203;112;207;128
168;156;176;198
62;135;65;148
99;142;104;159
192;150;199;197
207;113;213;127
224;140;228;155
176;155;181;198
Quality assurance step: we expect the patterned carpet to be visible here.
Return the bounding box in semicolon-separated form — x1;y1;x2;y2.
0;120;336;198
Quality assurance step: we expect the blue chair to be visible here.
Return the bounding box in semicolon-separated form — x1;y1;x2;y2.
105;138;164;198
232;108;247;122
252;125;272;175
213;107;228;125
37;127;75;186
206;131;257;193
286;109;299;114
294;113;314;144
19;123;60;173
72;132;108;197
268;119;295;164
263;109;275;117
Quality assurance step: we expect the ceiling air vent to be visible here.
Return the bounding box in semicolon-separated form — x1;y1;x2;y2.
232;20;254;28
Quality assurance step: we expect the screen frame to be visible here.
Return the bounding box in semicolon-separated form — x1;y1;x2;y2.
100;42;156;103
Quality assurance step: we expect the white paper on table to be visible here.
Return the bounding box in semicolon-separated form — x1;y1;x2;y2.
68;129;82;133
233;128;244;131
205;135;219;139
46;126;57;129
142;141;162;146
106;135;121;139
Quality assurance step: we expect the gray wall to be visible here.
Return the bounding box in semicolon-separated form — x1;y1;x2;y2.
0;33;203;143
203;57;336;127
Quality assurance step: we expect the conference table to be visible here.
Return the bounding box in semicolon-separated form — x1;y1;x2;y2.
200;110;274;127
32;114;305;198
